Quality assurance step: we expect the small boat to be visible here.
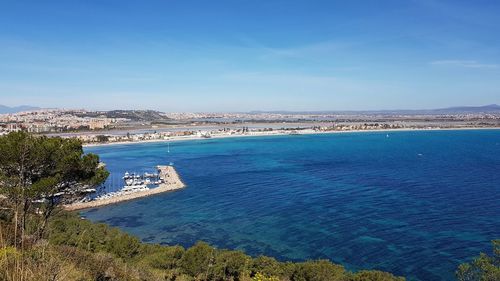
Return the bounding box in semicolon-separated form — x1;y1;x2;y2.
122;184;149;192
144;172;158;178
123;172;133;179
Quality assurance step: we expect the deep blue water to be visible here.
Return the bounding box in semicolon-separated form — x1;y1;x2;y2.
83;130;500;281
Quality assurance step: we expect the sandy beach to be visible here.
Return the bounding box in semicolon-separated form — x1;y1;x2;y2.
83;126;500;148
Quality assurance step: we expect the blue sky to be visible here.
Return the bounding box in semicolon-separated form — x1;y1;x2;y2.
1;0;499;112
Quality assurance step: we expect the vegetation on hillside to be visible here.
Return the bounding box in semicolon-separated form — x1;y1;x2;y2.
1;211;406;281
456;240;500;281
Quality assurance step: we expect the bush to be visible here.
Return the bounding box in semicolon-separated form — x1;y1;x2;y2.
251;256;284;278
350;270;405;281
456;240;500;281
49;212;141;259
180;241;215;278
139;244;185;270
291;260;345;281
213;250;251;280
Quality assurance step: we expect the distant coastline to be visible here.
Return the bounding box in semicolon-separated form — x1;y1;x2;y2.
83;126;500;148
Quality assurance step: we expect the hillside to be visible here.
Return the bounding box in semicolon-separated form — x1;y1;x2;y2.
74;110;171;122
0;104;40;114
249;104;500;115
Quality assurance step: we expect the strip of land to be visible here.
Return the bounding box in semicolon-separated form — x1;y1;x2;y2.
82;126;500;148
63;165;185;211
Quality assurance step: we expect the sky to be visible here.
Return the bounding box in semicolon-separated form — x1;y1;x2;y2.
0;0;499;112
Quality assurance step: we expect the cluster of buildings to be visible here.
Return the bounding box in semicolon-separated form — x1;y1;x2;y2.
74;123;412;144
75;128;253;144
316;123;407;131
1;108;498;140
162;112;341;121
75;130;195;143
163;111;500;123
0;109;128;134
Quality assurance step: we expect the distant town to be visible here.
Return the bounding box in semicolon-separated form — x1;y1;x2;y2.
1;106;500;144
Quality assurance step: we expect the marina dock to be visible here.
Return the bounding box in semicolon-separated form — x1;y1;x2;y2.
64;165;185;211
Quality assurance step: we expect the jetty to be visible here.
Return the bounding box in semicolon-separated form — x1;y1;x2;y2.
64;165;185;211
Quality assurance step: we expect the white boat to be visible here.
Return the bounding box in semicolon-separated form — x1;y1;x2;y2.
123;172;132;179
122;184;149;192
144;172;158;178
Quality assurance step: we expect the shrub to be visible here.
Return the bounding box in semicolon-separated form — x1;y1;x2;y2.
291;260;345;281
180;241;215;278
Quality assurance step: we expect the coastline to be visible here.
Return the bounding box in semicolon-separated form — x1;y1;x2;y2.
63;165;185;211
83;126;500;148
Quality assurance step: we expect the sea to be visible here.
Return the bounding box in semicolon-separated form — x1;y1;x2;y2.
82;130;500;281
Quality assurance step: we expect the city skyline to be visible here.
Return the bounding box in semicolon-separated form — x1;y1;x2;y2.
1;0;500;111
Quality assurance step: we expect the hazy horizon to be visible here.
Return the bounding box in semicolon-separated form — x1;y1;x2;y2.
1;1;500;111
1;102;500;114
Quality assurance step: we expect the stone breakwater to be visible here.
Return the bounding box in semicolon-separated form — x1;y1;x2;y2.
64;165;185;211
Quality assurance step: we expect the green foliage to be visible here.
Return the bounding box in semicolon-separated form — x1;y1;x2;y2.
139;244;185;270
0;132;108;199
291;260;345;281
252;272;280;281
251;256;284;277
0;131;109;242
213;249;251;280
0;243;156;281
456;240;500;281
180;241;215;278
349;270;406;281
49;212;141;259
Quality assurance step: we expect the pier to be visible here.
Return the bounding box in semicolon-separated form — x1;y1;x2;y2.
64;165;185;211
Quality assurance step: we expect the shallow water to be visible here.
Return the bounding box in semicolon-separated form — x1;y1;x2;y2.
83;130;500;281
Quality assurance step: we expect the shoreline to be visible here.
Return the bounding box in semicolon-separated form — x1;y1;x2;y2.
83;126;500;148
63;165;185;211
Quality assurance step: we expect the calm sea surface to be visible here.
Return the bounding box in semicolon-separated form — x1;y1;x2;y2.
83;130;500;281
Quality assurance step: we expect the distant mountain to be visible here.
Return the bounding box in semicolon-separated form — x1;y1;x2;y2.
0;105;40;114
249;104;500;115
433;104;500;114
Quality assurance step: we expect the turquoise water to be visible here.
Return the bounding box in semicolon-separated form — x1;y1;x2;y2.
83;130;500;281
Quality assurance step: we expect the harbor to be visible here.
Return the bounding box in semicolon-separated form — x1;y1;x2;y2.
64;165;185;211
